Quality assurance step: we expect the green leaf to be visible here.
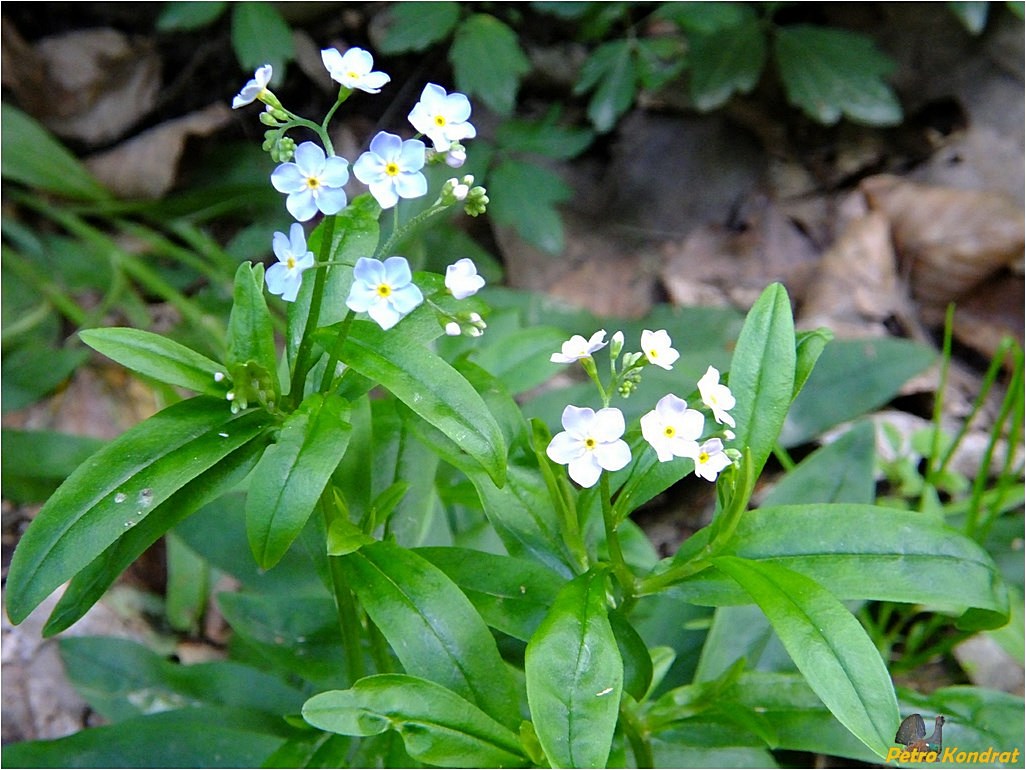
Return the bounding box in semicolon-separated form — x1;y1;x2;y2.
610;610;654;701
0;429;105;504
157;1;228;31
246;393;351;569
378;1;461;53
760;420;876;507
451;13;530;115
79;328;227;397
471;325;571;395
526;568;623;768
577;40;638;132
59;636;305;722
495;114;595;160
43;440;267;636
226;262;277;378
1;706;293;768
339;320;507;486
164;532;208;633
728;283;796;480
674;504;1009;629
341;541;521;730
774;25;902;126
303;675;527;768
416;547;565;641
711;556;900;758
1;344;89;412
489;158;571;254
655;1;756;34
230;1;294;73
793;327;833;399
780;338;936;446
6;397;270;625
0;105;110;202
689;19;767;110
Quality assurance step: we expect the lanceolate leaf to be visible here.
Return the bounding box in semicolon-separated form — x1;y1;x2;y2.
6;398;270;624
226;261;278;391
525;568;623;769
727;283;796;481
303;675;528;768
340;541;521;730
246;393;351;569
79;327;227;397
711;556;899;758
340;319;507;486
44;438;268;636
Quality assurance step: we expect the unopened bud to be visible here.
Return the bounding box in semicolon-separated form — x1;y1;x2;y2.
445;321;461;336
445;145;467;168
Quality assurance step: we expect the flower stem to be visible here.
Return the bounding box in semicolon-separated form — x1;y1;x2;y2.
319;310;355;392
601;473;635;603
621;704;654;769
290;215;337;403
375;200;450;258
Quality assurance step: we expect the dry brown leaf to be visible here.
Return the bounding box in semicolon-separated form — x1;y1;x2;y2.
84;104;232;200
861;174;1024;308
799;211;906;337
9;28;162;146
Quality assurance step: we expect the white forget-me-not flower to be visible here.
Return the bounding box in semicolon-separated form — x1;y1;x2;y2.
346;256;424;330
271;142;350;222
353;132;427;210
546;405;631;488
408;83;477;152
444;258;485;300
321;47;390;94
265;223;315;302
640;394;705;463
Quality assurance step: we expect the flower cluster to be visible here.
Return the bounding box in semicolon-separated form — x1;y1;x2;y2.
546;329;738;488
231;49;486;333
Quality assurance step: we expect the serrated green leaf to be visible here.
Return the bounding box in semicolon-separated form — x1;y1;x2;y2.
6;397;270;625
339;320;507;487
578;40;637;132
246;393;351;569
79;328;227;397
43;440;267;636
655;1;757;34
727;283;796;481
1;105;111;202
689;19;767;110
489;159;571;254
526;568;623;768
230;1;294;72
774;25;902;126
378;2;461;53
711;556;899;758
451;13;530;115
303;675;527;768
340;541;521;730
495;115;595;160
157;1;228;31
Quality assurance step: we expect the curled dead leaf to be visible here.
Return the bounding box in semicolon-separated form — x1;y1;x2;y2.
861;174;1024;308
84;104;232;200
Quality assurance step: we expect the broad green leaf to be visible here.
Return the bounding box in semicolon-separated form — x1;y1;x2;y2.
495;114;595;160
689;19;767;110
59;636;304;722
416;546;565;641
774;25;902;126
226;262;277;381
378;1;461;53
711;556;899;758
672;504;1009;628
1;105;111;202
303;675;527;768
341;541;521;730
164;532;208;633
246;393;351;569
0;429;105;504
728;283;795;480
157;1;227;31
6;398;270;624
79;327;227;397
578;40;637;132
780;338;936;446
793;327;833;399
451;13;530;115
43;440;266;636
655;1;756;34
1;343;89;412
1;706;293;768
339;319;506;486
231;1;294;72
526;568;623;768
489;158;572;254
610;610;654;701
760;420;876;507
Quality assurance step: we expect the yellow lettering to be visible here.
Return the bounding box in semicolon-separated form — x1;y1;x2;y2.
942;747;957;762
885;748;902;762
1012;749;1022;763
965;751;980;762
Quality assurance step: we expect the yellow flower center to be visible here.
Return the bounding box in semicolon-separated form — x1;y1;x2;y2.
376;283;393;298
385;162;400;177
433;114;447;127
698;451;710;464
347;71;360;80
306;176;321;191
584;437;596;450
648;349;659;359
286;256;297;270
663;426;675;438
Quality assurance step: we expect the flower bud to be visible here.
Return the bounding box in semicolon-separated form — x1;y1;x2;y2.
445;321;461;336
445;144;467;168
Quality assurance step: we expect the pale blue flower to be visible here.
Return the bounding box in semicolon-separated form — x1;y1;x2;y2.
641;329;680;370
698;366;736;427
640;394;704;463
321;47;390;94
546;405;631;488
346;256;424;330
444;258;485;300
550;330;608;364
265;223;315;302
353;131;427;209
694;438;732;481
270;142;350;222
408;83;477;152
232;64;272;109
